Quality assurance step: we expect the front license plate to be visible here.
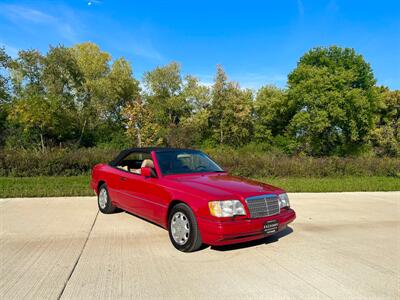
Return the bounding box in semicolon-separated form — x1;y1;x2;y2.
264;220;279;234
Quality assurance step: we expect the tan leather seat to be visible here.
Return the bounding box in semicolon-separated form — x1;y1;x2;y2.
118;165;129;171
131;168;141;174
130;159;154;175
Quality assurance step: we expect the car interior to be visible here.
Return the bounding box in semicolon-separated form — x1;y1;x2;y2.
116;152;156;177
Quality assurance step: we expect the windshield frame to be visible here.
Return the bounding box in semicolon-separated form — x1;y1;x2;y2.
154;150;224;176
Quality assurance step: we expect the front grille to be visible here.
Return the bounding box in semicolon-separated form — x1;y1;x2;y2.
245;194;280;218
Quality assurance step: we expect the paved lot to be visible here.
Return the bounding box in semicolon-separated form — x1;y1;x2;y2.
0;192;399;299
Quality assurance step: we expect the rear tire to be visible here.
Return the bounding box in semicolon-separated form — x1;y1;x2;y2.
98;184;117;214
168;203;202;252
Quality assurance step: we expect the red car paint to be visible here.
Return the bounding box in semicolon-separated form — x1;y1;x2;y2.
90;149;296;246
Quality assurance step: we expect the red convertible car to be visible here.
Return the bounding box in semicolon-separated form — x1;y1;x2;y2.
90;148;296;252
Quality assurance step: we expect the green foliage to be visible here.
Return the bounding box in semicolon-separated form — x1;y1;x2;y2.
209;66;253;146
0;47;11;104
4;43;140;150
372;88;400;156
71;42;140;146
123;99;164;147
286;46;378;155
0;43;398;159
254;85;288;142
1;147;398;178
177;75;212;146
143;62;187;123
0;48;12;146
0;148;117;176
140;63;214;147
205;147;400;178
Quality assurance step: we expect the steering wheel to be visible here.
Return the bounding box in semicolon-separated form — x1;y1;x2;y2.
195;165;207;171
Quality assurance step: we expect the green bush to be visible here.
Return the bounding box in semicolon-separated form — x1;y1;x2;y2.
204;147;400;178
0;147;399;177
0;148;118;177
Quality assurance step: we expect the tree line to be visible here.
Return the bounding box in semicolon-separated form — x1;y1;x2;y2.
0;43;398;156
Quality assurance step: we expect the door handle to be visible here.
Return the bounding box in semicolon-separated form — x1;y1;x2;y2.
120;177;127;181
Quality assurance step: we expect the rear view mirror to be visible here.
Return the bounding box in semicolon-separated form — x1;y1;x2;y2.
141;167;152;177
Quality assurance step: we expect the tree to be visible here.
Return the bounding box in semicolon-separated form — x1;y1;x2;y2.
209;66;253;146
42;46;84;142
253;85;288;143
11;49;45;97
71;42;140;146
106;58;140;124
0;48;12;146
372;88;400;156
123;99;163;147
167;75;212;147
0;48;11;104
8;48;83;150
8;95;60;151
7;50;51;151
286;46;378;155
71;42;112;145
142;62;191;145
143;62;188;125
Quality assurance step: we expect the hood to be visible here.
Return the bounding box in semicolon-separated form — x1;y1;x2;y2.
167;173;283;199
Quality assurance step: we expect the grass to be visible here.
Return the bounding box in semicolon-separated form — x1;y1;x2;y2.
259;176;400;193
0;176;93;198
0;175;399;198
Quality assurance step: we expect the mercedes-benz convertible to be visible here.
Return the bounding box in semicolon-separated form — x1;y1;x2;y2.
90;148;296;252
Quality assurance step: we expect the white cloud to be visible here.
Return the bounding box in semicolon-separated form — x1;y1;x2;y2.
112;34;163;61
0;4;78;43
0;4;56;23
129;41;163;61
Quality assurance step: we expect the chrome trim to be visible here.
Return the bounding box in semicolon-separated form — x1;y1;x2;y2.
245;194;280;218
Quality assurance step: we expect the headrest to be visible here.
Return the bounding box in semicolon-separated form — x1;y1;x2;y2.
141;159;154;168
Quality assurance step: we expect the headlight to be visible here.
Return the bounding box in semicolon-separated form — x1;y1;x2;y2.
278;193;290;209
208;200;246;217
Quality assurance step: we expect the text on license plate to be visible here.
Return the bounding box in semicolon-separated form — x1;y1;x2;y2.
264;220;279;234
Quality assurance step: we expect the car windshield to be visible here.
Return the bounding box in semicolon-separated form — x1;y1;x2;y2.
155;150;224;175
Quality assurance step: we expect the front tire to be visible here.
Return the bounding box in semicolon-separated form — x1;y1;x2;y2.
98;184;117;214
168;203;202;252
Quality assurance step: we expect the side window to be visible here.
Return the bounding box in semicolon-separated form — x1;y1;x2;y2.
116;152;153;174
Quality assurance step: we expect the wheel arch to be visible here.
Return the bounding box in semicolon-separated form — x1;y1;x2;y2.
97;180;106;193
166;199;189;226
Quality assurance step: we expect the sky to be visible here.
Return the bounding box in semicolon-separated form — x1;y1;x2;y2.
0;0;399;89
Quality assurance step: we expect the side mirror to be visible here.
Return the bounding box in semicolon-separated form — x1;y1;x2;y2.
141;167;152;178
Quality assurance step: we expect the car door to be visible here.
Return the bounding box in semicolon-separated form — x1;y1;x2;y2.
109;151;149;211
102;165;130;208
112;151;169;224
112;167;139;211
122;169;169;224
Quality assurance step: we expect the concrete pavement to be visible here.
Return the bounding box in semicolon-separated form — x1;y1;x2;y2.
1;192;399;299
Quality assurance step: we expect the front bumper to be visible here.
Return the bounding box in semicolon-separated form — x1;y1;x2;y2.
198;208;296;246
